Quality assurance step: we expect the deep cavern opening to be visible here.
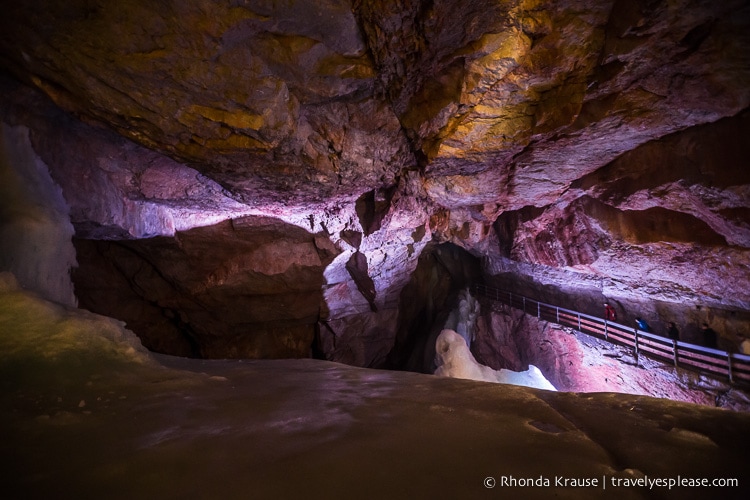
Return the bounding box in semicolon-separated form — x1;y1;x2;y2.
2;1;750;498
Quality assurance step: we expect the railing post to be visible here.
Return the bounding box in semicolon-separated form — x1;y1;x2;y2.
522;296;526;314
508;291;512;307
672;339;678;367
577;313;581;332
537;301;540;318
634;328;639;361
728;354;734;384
556;307;559;323
604;320;608;340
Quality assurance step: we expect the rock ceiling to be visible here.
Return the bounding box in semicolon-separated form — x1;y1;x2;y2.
1;0;749;362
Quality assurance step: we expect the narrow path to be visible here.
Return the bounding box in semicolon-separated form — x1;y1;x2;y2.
472;283;750;386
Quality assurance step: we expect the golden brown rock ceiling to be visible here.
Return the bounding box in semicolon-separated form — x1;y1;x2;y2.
3;1;747;206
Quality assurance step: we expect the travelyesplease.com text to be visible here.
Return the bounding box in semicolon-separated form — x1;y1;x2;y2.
483;474;739;490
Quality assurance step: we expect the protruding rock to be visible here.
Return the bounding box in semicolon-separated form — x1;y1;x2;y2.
73;216;338;358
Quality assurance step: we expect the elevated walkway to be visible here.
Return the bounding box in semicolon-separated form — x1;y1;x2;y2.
472;283;750;386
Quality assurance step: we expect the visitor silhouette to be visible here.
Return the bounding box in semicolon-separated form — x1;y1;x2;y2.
666;322;679;341
701;323;717;348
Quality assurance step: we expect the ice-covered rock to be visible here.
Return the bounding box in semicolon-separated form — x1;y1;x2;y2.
3;275;750;499
0;124;77;307
434;329;556;391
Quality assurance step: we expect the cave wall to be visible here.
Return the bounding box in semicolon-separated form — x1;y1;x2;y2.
0;0;415;205
488;111;750;346
2;0;747;214
73;216;337;359
359;0;750;212
0;76;258;240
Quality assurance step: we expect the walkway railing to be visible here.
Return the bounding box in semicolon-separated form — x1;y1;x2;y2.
472;283;750;385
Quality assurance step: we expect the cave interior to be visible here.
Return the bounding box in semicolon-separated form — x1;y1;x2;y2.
1;1;750;498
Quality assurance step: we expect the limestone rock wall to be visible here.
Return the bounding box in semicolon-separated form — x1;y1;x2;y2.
0;77;258;240
357;0;750;212
73;216;337;358
488;111;750;346
0;1;415;204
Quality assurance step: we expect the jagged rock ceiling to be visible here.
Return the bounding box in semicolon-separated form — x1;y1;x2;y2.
1;0;749;363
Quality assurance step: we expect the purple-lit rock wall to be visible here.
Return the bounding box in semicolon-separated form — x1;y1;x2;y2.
472;301;750;411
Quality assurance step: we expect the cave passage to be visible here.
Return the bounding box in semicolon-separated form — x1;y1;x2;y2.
1;0;750;496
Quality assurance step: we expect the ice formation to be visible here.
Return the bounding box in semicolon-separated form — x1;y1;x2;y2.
442;288;480;347
3;272;749;499
0;124;78;306
0;271;151;370
434;329;557;391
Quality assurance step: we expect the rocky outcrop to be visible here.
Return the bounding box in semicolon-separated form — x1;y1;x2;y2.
345;251;378;311
73;216;337;358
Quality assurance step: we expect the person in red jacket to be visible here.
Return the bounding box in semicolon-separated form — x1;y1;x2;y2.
604;303;617;321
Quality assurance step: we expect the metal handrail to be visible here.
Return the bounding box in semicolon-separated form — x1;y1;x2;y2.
471;283;750;385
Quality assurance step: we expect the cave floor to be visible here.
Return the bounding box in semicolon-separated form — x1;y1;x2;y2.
3;354;750;500
2;276;750;500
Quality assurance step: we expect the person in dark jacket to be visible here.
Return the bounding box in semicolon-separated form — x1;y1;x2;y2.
667;322;679;341
701;323;718;348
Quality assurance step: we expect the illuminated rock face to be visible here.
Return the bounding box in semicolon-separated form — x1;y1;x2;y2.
72;217;338;358
1;1;749;364
472;304;750;411
0;0;414;204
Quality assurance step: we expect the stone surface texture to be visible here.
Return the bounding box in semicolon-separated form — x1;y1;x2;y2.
72;216;337;358
3;280;750;499
1;1;749;366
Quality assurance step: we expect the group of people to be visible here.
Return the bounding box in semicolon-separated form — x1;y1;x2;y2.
602;302;719;349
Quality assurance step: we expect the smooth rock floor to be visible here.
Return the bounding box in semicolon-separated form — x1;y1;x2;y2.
2;276;749;499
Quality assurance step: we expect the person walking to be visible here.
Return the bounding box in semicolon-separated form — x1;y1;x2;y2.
635;317;651;332
667;322;679;341
604;303;617;321
701;323;717;349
